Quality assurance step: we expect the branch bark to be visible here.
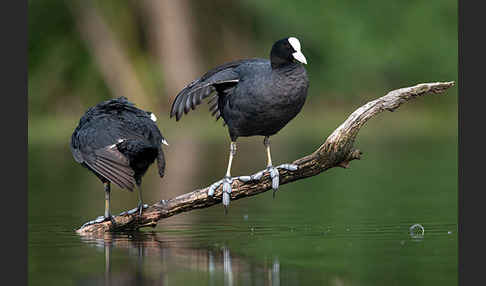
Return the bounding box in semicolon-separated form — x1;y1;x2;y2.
76;81;455;235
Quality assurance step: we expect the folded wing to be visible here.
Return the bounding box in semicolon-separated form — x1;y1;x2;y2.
83;144;136;191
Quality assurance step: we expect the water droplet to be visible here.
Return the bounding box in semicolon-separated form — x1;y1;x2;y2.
409;224;425;238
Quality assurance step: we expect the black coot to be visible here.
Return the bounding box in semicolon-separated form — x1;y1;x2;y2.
170;37;309;208
71;97;168;222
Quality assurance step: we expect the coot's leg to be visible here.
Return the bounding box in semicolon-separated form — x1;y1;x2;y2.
104;182;116;224
238;137;298;198
208;141;237;212
123;187;148;216
137;186;144;216
264;136;280;197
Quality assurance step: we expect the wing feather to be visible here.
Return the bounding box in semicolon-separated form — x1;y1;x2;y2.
207;94;218;106
84;144;136;190
170;60;253;121
95;159;135;190
156;146;166;178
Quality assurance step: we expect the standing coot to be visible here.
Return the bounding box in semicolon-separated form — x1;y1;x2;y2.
71;97;168;222
170;37;309;208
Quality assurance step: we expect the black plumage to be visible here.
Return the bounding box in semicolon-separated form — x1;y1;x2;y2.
170;37;309;208
71;97;168;221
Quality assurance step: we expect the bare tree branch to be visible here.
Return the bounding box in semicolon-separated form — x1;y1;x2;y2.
76;81;455;235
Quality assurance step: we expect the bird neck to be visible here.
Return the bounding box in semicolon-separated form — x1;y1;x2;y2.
271;61;302;75
271;58;294;69
270;49;295;69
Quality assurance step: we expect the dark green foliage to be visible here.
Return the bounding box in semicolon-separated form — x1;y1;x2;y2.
28;0;457;120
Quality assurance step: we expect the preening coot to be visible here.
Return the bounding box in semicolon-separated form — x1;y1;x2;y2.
170;37;309;209
71;97;168;222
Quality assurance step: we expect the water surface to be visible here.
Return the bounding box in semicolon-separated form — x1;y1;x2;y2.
28;130;457;285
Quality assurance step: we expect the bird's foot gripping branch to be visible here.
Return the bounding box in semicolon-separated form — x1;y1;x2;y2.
76;81;455;235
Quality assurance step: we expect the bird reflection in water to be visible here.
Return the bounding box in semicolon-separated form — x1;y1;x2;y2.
104;241;111;285
78;232;282;286
222;246;233;286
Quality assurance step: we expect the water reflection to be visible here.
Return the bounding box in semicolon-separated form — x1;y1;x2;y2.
78;232;283;286
272;257;280;286
29;134;457;286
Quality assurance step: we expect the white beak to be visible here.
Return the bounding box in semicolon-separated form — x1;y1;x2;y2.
292;51;307;64
161;139;169;146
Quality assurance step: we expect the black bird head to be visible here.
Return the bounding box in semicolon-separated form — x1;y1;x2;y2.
270;37;308;68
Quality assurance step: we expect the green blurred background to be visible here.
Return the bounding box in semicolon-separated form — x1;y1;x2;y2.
28;0;457;285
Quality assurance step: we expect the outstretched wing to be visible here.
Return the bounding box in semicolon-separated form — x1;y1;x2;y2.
170;59;256;121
